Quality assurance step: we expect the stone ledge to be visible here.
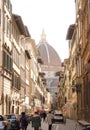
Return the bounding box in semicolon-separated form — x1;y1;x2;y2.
78;120;90;127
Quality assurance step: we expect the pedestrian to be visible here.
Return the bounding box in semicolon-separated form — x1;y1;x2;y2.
31;111;41;130
63;112;67;124
46;111;54;130
20;112;28;130
42;111;47;121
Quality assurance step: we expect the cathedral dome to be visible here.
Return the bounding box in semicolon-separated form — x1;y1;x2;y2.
37;30;61;103
37;30;61;66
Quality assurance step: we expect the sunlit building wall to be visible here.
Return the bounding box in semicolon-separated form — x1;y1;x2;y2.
62;59;71;118
66;23;77;120
77;0;90;121
0;0;49;115
74;0;82;120
74;0;90;122
11;15;21;114
0;0;12;114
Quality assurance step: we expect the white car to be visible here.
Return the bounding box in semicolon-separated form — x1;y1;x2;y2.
0;115;11;130
52;110;64;123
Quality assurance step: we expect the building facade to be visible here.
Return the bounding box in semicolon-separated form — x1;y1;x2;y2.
61;0;90;121
0;0;12;114
0;0;49;114
80;0;90;121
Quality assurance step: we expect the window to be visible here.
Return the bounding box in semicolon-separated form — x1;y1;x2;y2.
65;97;67;103
13;47;19;66
4;16;8;35
12;72;20;90
6;0;12;13
3;50;12;71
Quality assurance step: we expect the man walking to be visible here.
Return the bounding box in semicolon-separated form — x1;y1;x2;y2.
31;111;41;130
46;111;54;130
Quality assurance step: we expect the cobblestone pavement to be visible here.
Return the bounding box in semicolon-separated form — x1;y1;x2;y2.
27;119;83;130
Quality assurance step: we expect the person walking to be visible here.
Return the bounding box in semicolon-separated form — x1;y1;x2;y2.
20;112;28;130
31;111;41;130
42;111;47;122
46;111;54;130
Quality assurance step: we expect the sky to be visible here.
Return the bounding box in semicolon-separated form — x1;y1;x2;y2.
11;0;76;62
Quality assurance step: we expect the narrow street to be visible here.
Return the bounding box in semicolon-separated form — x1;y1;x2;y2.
27;119;83;130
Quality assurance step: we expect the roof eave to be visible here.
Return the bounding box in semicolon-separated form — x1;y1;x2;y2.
66;24;75;40
13;14;29;36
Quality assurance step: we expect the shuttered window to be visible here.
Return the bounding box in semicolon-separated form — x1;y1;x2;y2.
12;73;20;90
3;50;12;71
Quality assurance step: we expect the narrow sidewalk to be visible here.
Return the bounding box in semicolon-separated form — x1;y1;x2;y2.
78;120;90;127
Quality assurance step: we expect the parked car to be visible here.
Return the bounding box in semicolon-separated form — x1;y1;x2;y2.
83;126;90;130
5;114;20;130
52;110;64;123
0;115;11;130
